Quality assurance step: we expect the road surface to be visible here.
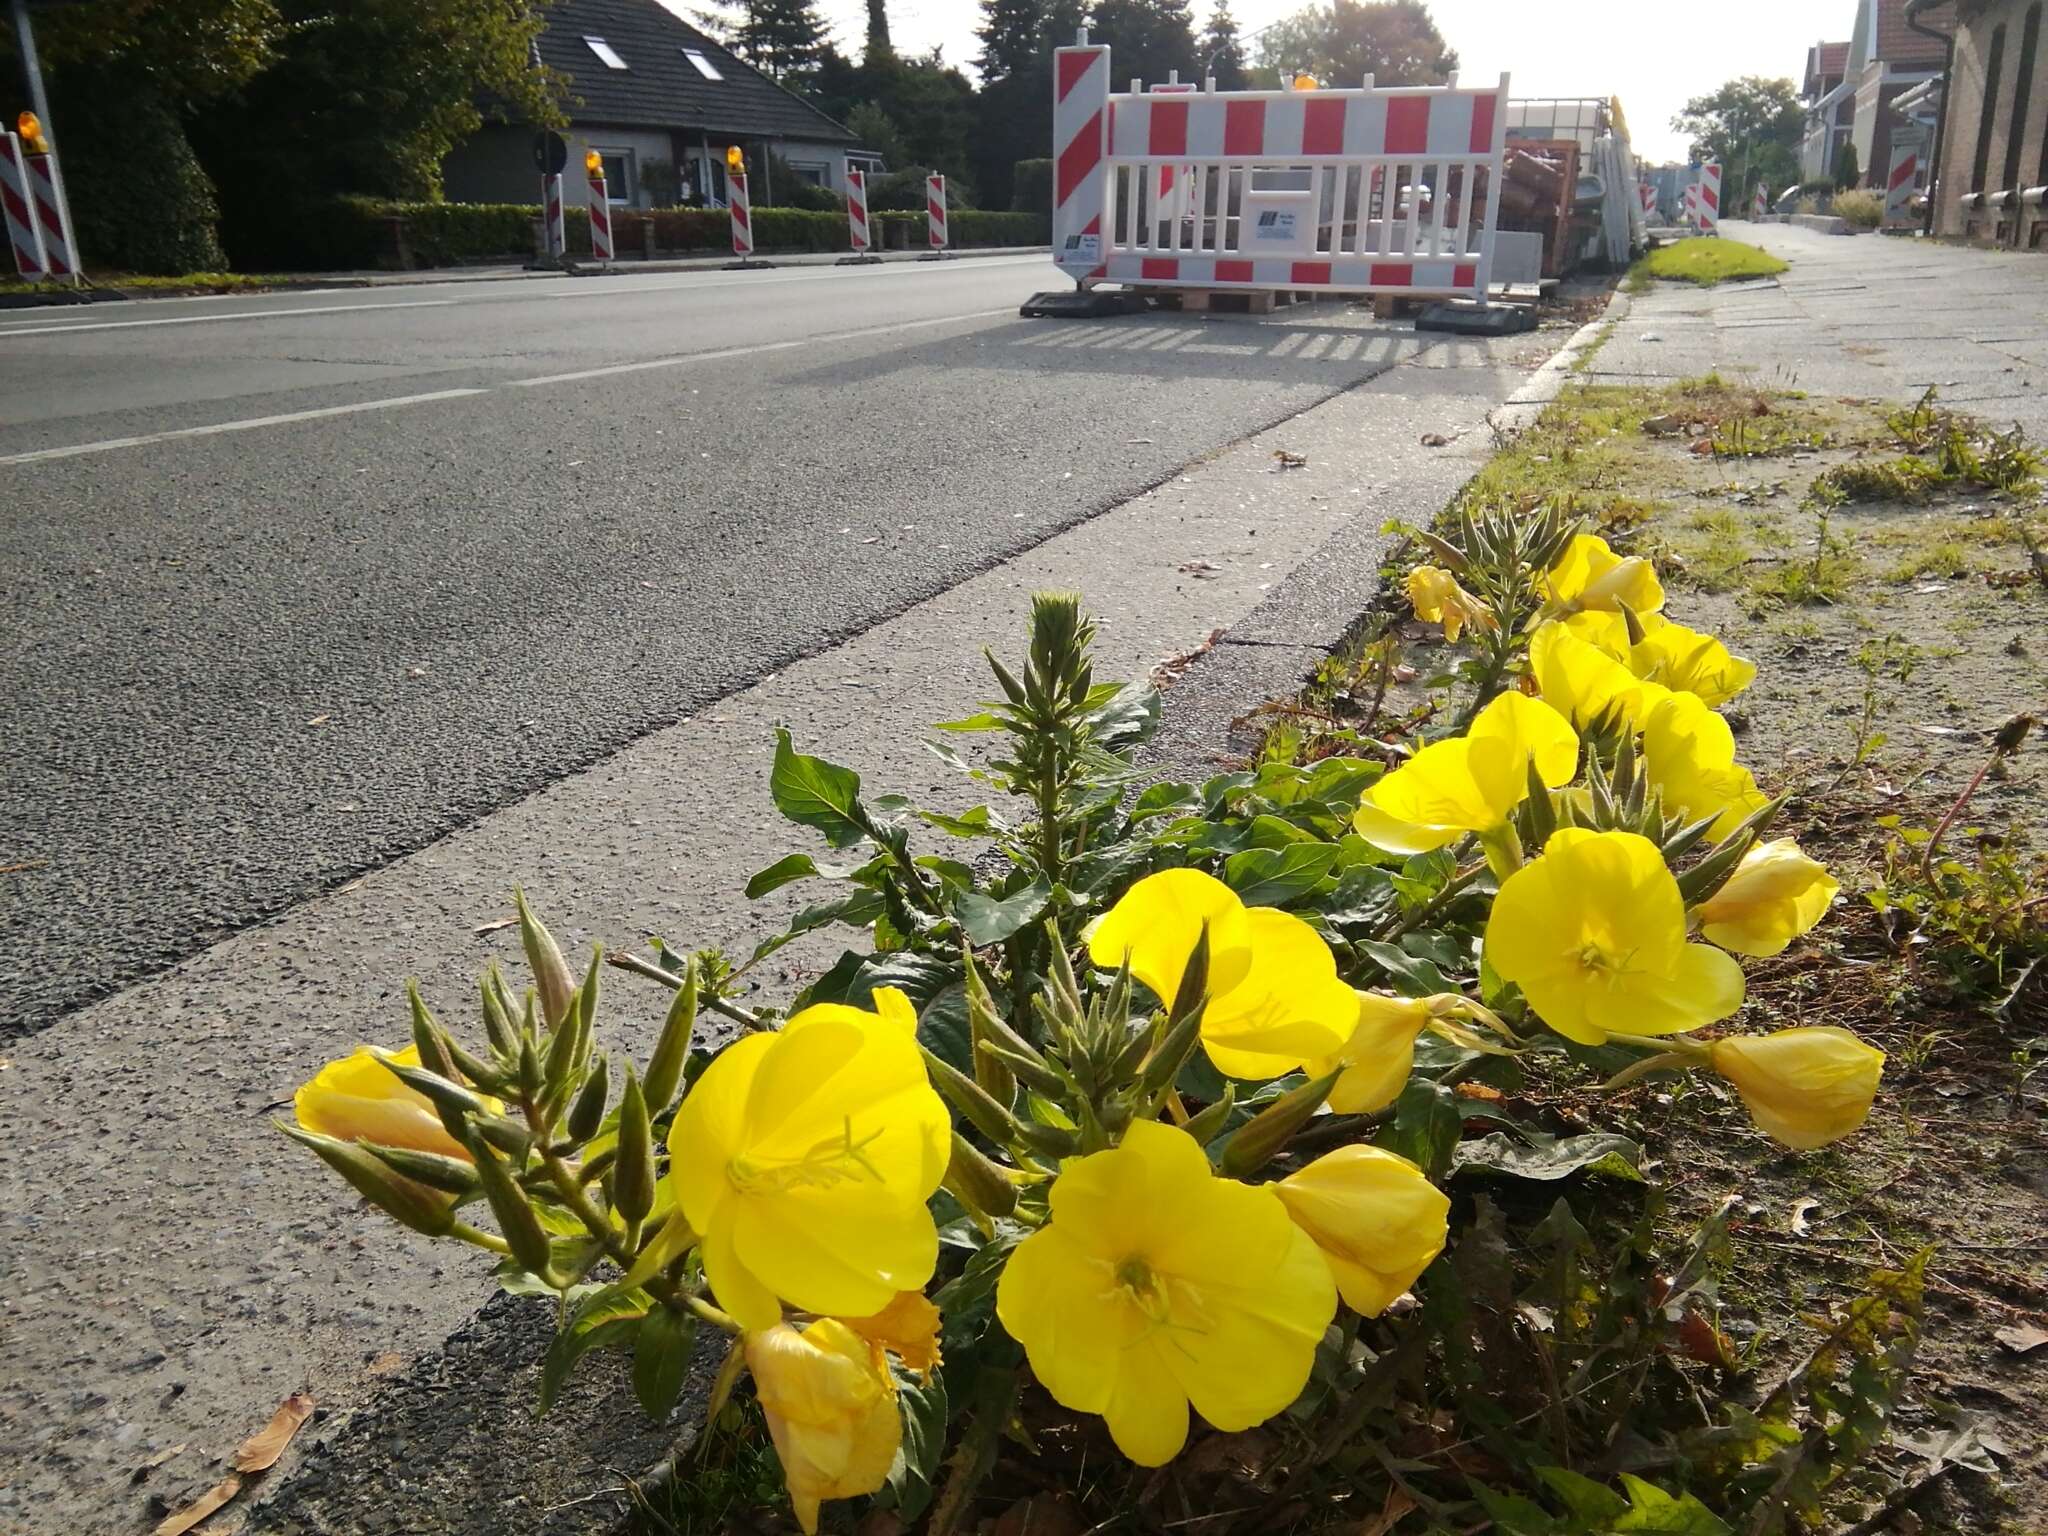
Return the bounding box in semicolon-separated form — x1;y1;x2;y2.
0;256;1424;1035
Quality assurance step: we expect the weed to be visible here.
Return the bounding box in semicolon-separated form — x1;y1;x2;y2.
1812;456;1946;505
1886;542;1972;582
1871;817;2048;1014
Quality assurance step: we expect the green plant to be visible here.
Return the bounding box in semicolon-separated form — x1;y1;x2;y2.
1833;188;1884;228
1009;157;1052;213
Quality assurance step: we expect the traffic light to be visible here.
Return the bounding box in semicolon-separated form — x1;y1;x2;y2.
17;111;48;154
726;144;745;175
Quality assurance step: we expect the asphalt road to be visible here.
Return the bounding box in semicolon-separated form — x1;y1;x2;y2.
0;256;1425;1034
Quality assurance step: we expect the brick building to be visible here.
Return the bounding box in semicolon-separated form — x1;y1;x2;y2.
1928;0;2048;241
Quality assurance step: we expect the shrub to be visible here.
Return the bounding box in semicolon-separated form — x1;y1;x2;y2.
1832;140;1861;190
1833;188;1884;228
1011;157;1052;213
55;71;226;275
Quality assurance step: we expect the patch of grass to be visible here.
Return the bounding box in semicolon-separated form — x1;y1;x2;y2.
1638;238;1790;286
0;271;319;298
1885;542;1972;582
1812;455;1948;505
1833;189;1885;229
628;1396;788;1536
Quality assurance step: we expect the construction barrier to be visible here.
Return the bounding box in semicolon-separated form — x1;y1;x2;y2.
1639;180;1655;219
1697;160;1721;235
729;171;755;256
544;172;566;261
23;149;74;277
1683;182;1697;226
1052;32;1508;299
846;167;875;255
1885;146;1918;227
587;164;612;264
927;173;948;250
1752;182;1767;219
0;131;46;279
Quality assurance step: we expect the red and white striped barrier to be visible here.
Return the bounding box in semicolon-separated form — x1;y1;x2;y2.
729;170;754;256
1697;160;1721;235
586;164;612;264
1639;180;1656;219
1052;33;1507;299
0;132;47;280
846;167;875;254
23;150;74;277
1885;146;1919;227
543;172;565;261
1751;182;1768;219
926;172;948;249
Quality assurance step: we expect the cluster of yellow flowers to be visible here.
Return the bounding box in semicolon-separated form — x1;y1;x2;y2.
1393;533;1884;1148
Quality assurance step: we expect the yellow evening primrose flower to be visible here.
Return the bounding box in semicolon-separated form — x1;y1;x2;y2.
840;1290;942;1376
1406;564;1498;644
1641;691;1771;839
1563;611;1757;706
745;1317;902;1535
1353;691;1579;856
1541;532;1665;615
1088;868;1255;1011
1694;839;1839;956
1307;992;1430;1114
1529;621;1668;733
1201;907;1357;1079
1484;828;1746;1046
295;1043;476;1161
1273;1146;1450;1315
667;988;951;1330
1709;1027;1884;1150
995;1119;1335;1466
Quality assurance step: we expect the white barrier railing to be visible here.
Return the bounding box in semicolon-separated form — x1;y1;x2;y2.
1052;34;1507;299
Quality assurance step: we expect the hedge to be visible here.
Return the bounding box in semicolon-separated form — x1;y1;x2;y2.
242;198;1047;271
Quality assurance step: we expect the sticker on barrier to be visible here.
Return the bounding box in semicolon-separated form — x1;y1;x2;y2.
1051;32;1507;300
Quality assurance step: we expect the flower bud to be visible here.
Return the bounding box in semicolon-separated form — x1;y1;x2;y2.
1709;1027;1884;1150
565;1054;611;1144
465;1131;557;1277
940;1129;1019;1220
1216;1069;1339;1177
614;1068;657;1225
1274;1145;1449;1315
295;1044;474;1161
1693;839;1839;957
281;1123;456;1237
745;1318;902;1535
642;959;697;1113
515;890;578;1030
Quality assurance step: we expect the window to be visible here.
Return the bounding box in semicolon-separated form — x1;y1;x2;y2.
788;160;829;186
597;150;633;203
583;36;628;70
1972;23;2006;191
2004;5;2041;193
682;48;723;80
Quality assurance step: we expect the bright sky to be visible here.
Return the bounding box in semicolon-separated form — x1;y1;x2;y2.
817;0;1855;164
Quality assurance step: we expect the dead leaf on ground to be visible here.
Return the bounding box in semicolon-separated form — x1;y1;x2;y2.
472;916;518;937
1420;432;1451;447
1272;449;1308;468
1789;1196;1821;1236
154;1474;241;1536
1994;1323;2048;1356
306;714;330;727
366;1351;406;1377
0;859;50;874
130;1444;187;1484
234;1392;315;1474
1177;559;1220;578
1362;1484;1420;1536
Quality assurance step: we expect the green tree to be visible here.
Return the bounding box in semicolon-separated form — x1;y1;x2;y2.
1087;0;1199;87
970;0;1083;209
1253;0;1455;87
1832;140;1861;190
1672;77;1805;204
846;102;908;167
1200;3;1247;90
865;0;893;61
736;0;833;85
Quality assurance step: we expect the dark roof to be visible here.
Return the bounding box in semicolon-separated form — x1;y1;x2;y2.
1875;0;1953;65
539;0;856;143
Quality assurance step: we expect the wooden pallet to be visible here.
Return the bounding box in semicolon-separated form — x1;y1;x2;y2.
1161;287;1306;314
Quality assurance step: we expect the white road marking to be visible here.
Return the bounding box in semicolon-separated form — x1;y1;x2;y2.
0;389;490;466
0;299;456;339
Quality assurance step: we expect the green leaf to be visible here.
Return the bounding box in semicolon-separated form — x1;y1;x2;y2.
745;853;819;898
1613;1474;1733;1534
746;889;888;968
918;805;994;837
1357;939;1456;998
1375;1079;1462;1180
1470;1483;1565;1535
1084;684;1161;752
879;1367;950;1521
540;1283;651;1414
632;1302;698;1419
1245;813;1323;848
1451;1132;1644;1183
1536;1466;1629;1522
954;878;1053;945
1225;843;1338;906
933;710;1004;732
1131;781;1200;821
770;727;868;849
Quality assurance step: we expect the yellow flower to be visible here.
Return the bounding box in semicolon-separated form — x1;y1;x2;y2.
1484;828;1745;1046
1273;1146;1450;1315
1353;691;1579;856
1709;1027;1884;1150
1542;532;1665;615
1563;611;1756;706
1641;692;1771;839
1089;868;1254;1011
1306;992;1430;1113
1529;621;1667;732
1091;872;1352;1080
294;1043;473;1161
1407;564;1498;644
1695;839;1839;956
840;1290;942;1376
745;1317;902;1535
995;1120;1335;1466
667;989;951;1330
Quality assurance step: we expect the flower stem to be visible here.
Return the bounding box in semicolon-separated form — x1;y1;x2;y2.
450;1220;512;1255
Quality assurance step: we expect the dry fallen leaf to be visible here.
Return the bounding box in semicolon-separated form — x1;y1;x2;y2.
130;1444;187;1485
0;858;50;874
1272;448;1308;468
1361;1486;1420;1536
1789;1196;1821;1236
306;714;330;727
234;1392;315;1474
154;1474;241;1536
472;916;518;937
1994;1323;2048;1356
366;1351;406;1377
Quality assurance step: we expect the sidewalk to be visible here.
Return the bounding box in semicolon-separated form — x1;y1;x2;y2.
0;304;1565;1536
1590;222;2048;435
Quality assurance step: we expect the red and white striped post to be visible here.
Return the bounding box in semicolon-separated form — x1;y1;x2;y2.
1639;180;1656;219
1052;31;1110;286
0;131;47;280
584;153;612;266
1751;182;1768;219
1885;145;1919;227
22;149;74;279
926;173;948;250
543;172;566;263
1683;182;1698;227
1697;160;1722;235
729;170;754;256
843;166;879;259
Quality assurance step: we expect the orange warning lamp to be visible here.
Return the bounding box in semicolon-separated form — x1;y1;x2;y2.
725;145;745;175
18;111;48;154
1290;74;1318;92
585;149;603;176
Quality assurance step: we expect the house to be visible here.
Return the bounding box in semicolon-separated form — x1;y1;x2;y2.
1928;0;2048;241
1799;40;1854;182
441;0;874;210
1847;0;1953;187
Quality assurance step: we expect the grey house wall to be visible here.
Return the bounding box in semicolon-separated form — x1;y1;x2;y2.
444;124;863;208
